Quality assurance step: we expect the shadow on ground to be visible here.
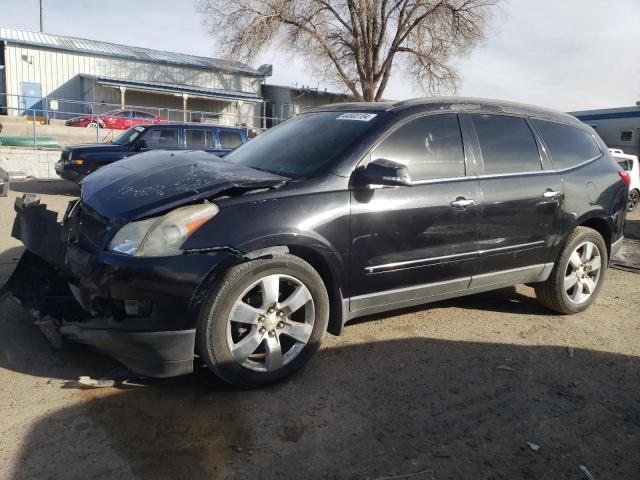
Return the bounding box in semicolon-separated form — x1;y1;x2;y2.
2;292;638;480
9;179;80;197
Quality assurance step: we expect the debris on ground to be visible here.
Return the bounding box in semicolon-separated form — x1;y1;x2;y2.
77;376;117;388
496;365;515;372
526;442;540;452
72;369;141;389
568;347;574;358
373;468;433;480
579;464;596;480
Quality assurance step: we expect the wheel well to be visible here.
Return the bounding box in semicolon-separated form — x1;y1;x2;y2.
286;245;344;336
579;217;612;257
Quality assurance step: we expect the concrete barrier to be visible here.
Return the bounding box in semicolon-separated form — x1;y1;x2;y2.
0;148;61;179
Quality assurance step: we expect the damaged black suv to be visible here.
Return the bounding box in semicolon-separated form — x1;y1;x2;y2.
2;98;628;388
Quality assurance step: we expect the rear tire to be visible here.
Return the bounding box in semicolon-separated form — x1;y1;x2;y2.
196;254;329;388
535;226;607;314
628;189;639;213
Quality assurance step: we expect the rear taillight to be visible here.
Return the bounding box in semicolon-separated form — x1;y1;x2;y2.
619;171;631;188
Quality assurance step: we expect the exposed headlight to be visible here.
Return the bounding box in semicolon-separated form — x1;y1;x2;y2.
108;203;219;257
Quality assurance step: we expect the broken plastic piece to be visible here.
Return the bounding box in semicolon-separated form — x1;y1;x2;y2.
35;316;62;349
526;442;540;452
579;465;595;480
76;369;142;389
77;376;116;388
496;365;515;371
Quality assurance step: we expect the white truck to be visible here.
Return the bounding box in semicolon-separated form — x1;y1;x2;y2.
611;148;640;212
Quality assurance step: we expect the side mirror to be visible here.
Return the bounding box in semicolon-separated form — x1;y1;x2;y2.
353;158;412;188
134;139;148;151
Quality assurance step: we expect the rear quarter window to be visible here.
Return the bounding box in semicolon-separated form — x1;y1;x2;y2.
532;119;601;169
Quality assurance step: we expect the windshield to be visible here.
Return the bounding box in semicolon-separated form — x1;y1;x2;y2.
225;111;381;178
112;126;145;145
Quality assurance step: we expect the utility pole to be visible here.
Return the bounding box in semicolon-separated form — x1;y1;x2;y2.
39;0;45;33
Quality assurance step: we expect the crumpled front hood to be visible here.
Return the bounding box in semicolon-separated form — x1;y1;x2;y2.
81;150;285;220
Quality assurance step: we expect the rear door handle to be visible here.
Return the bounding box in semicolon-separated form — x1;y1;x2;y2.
450;198;476;209
542;190;562;199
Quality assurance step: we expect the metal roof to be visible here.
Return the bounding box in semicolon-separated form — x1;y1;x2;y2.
85;75;263;103
0;27;264;77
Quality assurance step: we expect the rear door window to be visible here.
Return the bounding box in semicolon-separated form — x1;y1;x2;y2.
532;119;601;169
143;128;179;148
372;113;465;181
219;130;243;149
185;129;213;148
472;115;541;174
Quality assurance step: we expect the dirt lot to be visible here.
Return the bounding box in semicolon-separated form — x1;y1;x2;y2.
1;181;639;480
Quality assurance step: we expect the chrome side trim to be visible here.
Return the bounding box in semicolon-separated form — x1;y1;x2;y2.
411;176;471;186
478;240;545;255
476;154;602;180
365;251;476;273
348;263;555;320
366;241;546;274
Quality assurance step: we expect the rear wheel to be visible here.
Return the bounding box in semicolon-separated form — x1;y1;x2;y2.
196;254;329;388
535;226;607;314
86;121;97;128
628;189;639;212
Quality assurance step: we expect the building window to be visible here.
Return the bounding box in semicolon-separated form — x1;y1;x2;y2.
620;130;633;142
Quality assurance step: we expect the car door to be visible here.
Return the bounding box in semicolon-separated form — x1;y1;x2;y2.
110;111;133;130
349;113;481;315
466;113;563;284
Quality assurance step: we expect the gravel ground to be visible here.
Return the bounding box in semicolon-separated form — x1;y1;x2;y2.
0;181;639;480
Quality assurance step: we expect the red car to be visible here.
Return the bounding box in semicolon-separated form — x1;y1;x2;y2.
65;109;166;130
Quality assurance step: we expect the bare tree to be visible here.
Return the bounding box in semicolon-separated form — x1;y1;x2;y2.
197;0;500;101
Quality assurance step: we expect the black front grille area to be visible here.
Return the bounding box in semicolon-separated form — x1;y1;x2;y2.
76;205;108;253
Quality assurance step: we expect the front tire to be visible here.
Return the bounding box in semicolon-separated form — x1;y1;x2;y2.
535;226;607;314
196;254;329;388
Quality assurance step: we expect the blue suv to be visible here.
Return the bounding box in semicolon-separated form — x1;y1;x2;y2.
55;123;249;183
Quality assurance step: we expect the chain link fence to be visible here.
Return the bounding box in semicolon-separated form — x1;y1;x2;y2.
0;93;283;150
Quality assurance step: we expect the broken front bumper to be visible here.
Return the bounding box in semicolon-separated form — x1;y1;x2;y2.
1;195;239;377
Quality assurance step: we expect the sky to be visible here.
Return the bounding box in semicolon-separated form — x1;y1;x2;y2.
0;0;638;111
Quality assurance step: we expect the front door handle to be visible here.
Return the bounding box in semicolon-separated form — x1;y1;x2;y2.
542;190;562;199
450;198;476;209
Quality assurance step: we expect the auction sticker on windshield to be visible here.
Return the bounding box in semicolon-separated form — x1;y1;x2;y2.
337;113;377;121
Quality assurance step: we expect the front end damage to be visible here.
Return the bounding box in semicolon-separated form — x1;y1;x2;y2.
1;194;238;378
